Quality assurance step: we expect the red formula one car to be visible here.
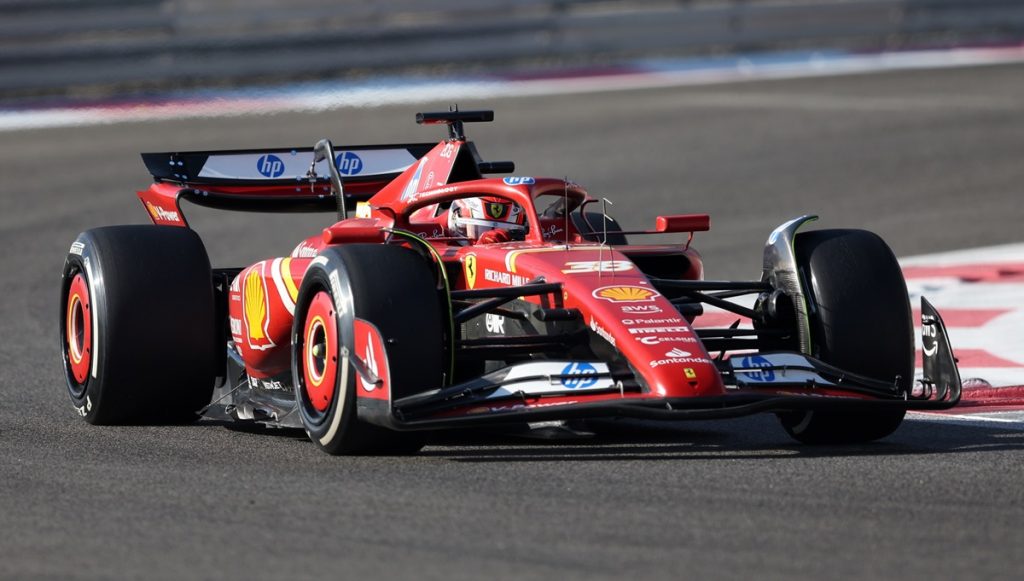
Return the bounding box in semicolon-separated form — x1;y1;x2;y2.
60;110;961;454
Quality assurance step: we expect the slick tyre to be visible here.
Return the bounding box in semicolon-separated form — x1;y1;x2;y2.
60;226;217;424
779;229;912;444
573;212;628;245
293;244;445;455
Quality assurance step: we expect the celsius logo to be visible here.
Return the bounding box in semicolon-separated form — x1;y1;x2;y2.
335;151;363;175
257;154;285;178
561;362;598;389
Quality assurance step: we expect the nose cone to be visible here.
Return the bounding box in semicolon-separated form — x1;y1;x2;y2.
504;245;725;397
581;281;725;397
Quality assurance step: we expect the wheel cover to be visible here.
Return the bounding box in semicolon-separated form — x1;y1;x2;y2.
66;273;92;385
303;291;338;413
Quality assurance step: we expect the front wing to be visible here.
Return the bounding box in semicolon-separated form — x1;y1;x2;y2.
358;298;961;430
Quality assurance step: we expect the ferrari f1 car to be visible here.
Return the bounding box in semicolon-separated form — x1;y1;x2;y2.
60;109;961;454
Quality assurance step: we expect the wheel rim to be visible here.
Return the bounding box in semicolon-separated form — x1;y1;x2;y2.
66;273;92;386
302;291;338;414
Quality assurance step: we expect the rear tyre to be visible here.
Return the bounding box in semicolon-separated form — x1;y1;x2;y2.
292;244;445;455
778;229;912;444
59;226;217;424
573;211;628;245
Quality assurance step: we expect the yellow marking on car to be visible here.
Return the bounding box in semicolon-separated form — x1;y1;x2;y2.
504;245;605;273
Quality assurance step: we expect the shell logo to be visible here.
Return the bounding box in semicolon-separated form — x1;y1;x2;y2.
243;265;276;350
592;285;660;303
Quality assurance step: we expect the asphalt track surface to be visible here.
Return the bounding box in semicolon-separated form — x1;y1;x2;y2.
3;64;1024;580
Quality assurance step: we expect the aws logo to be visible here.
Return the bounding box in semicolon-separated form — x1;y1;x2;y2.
243;264;276;351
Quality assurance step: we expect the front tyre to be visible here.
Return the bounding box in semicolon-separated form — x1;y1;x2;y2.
59;226;217;424
778;229;912;444
292;244;445;455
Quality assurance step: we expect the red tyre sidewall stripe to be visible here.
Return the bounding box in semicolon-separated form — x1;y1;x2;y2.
67;273;92;384
303;290;338;413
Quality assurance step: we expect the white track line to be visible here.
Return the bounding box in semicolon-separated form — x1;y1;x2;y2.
2;46;1024;132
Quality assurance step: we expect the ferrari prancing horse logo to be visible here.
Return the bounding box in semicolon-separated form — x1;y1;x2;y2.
464;254;477;289
486;202;505;219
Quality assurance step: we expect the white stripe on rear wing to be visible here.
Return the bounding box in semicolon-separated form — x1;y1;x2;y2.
142;143;435;184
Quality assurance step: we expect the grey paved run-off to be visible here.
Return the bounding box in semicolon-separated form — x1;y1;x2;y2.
2;64;1023;580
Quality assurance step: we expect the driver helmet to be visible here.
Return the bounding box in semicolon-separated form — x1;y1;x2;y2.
447;196;526;239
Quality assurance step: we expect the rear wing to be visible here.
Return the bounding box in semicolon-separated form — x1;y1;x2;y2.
142;143;434;186
139;143;435;215
137;110;508;223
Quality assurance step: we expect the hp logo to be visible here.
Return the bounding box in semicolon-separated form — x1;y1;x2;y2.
335;151;364;176
561;362;598;389
256;154;285;178
739;355;775;382
503;176;536;186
